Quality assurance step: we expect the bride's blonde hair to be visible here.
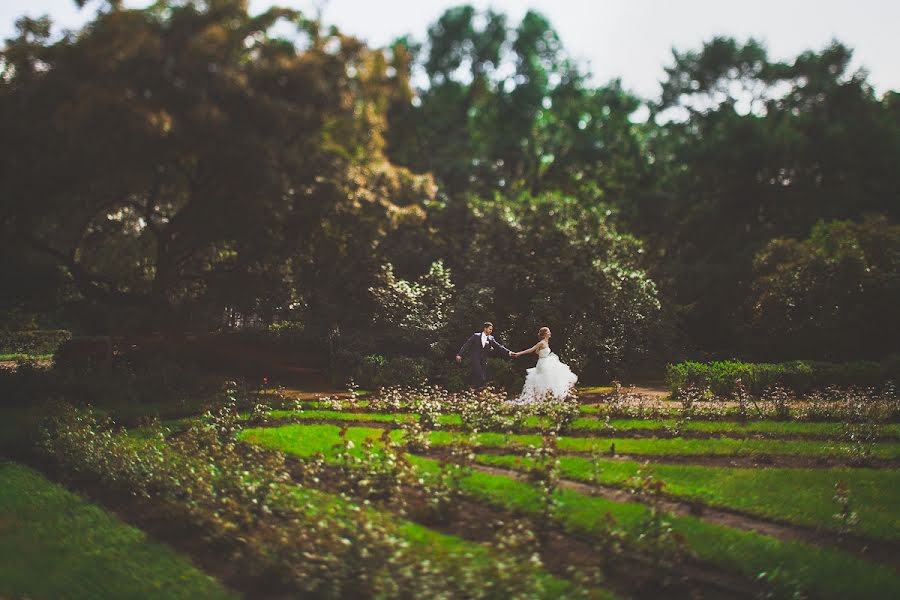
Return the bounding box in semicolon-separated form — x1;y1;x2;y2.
538;326;550;340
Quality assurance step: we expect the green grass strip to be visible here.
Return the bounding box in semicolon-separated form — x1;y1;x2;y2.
268;409;416;423
476;454;900;542
262;408;900;441
572;418;900;440
0;353;53;361
239;422;900;460
425;430;900;459
0;461;234;600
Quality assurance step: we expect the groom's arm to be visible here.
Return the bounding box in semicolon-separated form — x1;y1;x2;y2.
456;334;475;359
489;337;513;357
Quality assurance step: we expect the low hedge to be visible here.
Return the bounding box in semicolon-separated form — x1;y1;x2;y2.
666;355;900;397
337;353;525;393
0;329;72;356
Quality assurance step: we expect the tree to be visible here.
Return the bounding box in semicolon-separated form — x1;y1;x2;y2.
749;216;900;360
0;0;432;334
369;260;454;351
425;193;664;378
645;37;900;355
385;5;651;203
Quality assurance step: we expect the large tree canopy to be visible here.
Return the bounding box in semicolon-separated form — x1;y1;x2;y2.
643;37;900;356
0;0;432;333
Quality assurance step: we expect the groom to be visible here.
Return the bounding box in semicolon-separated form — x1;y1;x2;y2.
455;321;513;389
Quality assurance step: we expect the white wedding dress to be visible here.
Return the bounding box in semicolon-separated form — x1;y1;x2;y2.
517;345;578;404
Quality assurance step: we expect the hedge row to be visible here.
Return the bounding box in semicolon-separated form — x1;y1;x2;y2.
666;355;900;397
0;329;72;356
335;353;524;393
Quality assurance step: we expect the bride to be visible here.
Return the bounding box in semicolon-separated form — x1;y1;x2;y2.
511;327;578;403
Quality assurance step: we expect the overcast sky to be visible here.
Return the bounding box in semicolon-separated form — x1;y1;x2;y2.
3;0;898;100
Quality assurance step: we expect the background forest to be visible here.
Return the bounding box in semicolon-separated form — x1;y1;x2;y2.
1;0;898;385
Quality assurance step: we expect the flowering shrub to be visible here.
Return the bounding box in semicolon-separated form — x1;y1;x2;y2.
597;380;899;423
626;468;687;567
405;386;447;429
424;437;476;523
832;481;860;538
38;401;577;598
839;421;879;465
367;386;407;412
331;427;417;508
523;434;563;526
456;387;527;432
0;328;72;355
527;392;581;434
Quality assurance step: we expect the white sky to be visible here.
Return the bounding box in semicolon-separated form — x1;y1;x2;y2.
3;0;898;100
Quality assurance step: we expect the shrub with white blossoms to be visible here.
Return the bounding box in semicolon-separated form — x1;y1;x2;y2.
38;401;588;599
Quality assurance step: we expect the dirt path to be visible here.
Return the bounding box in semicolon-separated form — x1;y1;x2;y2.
616;385;670;399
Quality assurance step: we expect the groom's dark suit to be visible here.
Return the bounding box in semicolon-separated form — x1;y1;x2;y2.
457;332;512;388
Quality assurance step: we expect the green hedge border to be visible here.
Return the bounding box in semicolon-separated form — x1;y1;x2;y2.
666;355;900;396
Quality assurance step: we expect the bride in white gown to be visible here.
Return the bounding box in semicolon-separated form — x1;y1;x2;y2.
511;327;578;403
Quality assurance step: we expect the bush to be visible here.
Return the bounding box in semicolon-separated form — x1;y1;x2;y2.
50;338;222;406
334;352;523;393
353;354;386;389
375;356;429;388
749;216;900;361
335;353;433;390
0;329;71;356
0;358;53;407
486;357;524;394
666;356;900;397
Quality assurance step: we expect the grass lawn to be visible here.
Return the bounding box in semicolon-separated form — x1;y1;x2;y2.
476;454;900;541
268;408;416;423
427;430;900;459
239;424;900;600
238;422;900;460
0;461;234;600
571;417;900;439
263;407;900;441
0;353;53;361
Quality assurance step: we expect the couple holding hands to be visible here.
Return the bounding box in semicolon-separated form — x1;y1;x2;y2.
455;322;578;404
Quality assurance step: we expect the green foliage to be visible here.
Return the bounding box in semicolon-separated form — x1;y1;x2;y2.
1;0;433;333
354;354;387;388
666;357;899;397
370;260;455;346
750;216;900;360
375;356;430;388
387;7;648;201
428;193;663;378
38;402;586;599
648;36;900;356
0;329;71;355
485;357;523;393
